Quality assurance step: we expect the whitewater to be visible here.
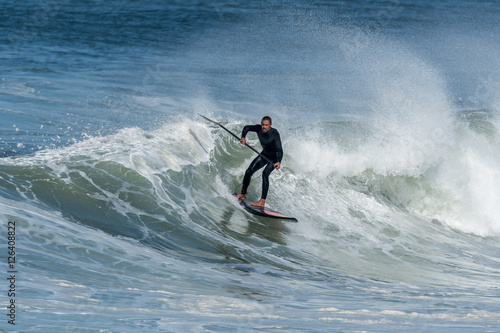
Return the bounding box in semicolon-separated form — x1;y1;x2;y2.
1;1;500;332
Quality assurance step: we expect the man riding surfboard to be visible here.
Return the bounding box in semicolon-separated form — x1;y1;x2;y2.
235;116;283;207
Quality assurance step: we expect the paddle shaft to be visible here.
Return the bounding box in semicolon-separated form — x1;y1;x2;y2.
198;114;275;165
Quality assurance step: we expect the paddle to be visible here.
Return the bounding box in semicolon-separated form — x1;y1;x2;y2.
198;114;274;165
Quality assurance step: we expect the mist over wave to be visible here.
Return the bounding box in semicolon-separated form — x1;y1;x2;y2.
180;15;500;237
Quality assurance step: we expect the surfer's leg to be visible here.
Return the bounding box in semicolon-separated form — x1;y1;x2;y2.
241;156;267;195
260;162;275;200
251;163;274;207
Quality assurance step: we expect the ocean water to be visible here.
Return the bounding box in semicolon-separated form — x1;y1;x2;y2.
1;0;500;332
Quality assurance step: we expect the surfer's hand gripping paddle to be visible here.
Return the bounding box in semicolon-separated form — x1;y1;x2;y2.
198;114;275;166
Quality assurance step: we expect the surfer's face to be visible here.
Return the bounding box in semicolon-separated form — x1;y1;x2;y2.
261;120;271;133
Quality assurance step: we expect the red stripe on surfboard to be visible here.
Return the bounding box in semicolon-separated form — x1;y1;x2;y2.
262;211;288;217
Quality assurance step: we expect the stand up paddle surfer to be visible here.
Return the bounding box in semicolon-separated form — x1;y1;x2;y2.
235;116;283;207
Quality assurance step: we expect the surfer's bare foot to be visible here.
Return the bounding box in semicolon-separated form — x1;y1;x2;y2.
251;199;266;207
235;193;246;200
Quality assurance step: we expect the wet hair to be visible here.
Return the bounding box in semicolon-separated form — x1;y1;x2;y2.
261;116;272;124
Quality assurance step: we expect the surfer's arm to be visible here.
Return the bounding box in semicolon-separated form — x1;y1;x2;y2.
240;124;261;144
274;131;283;163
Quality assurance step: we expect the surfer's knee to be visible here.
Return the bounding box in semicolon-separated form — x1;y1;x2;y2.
263;165;274;177
245;168;254;177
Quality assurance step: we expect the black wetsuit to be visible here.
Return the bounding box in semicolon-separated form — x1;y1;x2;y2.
240;125;283;199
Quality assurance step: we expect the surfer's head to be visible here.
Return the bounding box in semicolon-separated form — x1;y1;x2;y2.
261;116;272;133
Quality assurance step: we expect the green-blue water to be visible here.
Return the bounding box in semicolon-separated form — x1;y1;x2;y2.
1;1;500;332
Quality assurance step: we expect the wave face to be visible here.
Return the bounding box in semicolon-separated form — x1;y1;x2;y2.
1;0;500;331
2;113;500;331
